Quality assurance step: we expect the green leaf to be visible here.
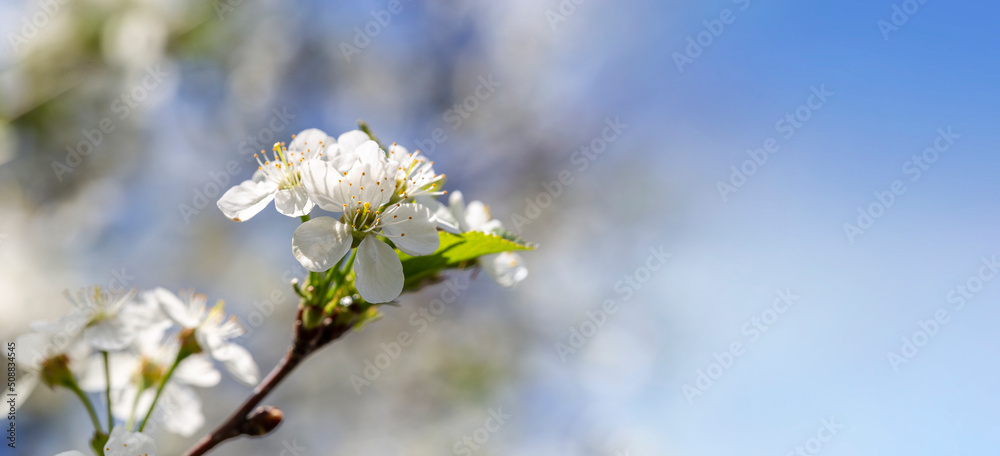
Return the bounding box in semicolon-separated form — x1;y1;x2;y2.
399;231;534;290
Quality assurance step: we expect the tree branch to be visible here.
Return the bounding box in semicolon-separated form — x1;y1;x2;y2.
182;309;352;456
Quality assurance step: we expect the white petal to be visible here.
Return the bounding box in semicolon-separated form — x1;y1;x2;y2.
17;332;53;370
328;131;379;172
354;235;404;303
132;321;172;357
105;425;158;455
273;186;315;217
31;312;88;341
111;385;151;422
326;148;356;172
154;288;200;328
464;200;493;231
77;354;106;392
173;354;221;387
288;128;331;159
157;384;204;437
480;252;529;287
345;157;394;209
213;343;259;386
337;129;370;154
12;372;37;410
387;143;408;161
78;352;137;392
292;217;353;272
121;291;169;335
216;178;278;222
354;140;385;164
84;318;134;351
379;203;440;256
415;195;461;234
55;451;88;456
251;168;268;183
196;331;226;360
65;339;92;371
448;191;468;232
477;219;504;234
299;159;348;212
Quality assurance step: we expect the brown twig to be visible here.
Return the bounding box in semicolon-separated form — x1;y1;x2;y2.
183;309;351;456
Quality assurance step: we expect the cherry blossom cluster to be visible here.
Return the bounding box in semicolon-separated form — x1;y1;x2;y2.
19;126;531;456
217;128;528;302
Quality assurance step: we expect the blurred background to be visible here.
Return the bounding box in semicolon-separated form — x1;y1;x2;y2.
2;0;999;454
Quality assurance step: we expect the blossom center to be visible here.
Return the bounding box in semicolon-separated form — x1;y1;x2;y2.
255;142;308;189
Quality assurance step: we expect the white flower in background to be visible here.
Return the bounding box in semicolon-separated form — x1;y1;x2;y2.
79;313;220;436
111;355;219;436
104;426;157;456
76;289;172;392
446;191;528;287
295;140;439;303
54;426;157;456
33;287;139;352
155;288;259;386
13;331;90;409
217;128;332;221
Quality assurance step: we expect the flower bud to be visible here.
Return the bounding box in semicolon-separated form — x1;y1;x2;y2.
244;406;283;436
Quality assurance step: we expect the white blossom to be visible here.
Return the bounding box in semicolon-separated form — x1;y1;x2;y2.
445;191;528;287
294;140;439;303
13;330;90;409
104;426;157;456
217;128;332;221
38;287;140;352
321;129;381;172
154;288;259;386
79;307;221;437
387;143;446;201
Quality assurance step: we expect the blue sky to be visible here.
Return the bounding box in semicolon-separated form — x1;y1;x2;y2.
5;0;998;453
262;2;1000;453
